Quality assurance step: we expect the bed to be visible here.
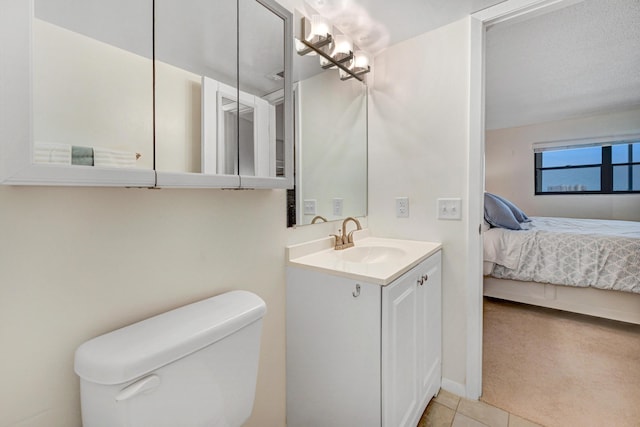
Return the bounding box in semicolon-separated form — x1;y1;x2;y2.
482;194;640;324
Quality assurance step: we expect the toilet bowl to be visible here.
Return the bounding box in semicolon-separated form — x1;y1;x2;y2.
74;290;266;427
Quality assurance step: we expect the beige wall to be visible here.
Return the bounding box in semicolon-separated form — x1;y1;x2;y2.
486;107;640;221
0;185;346;427
368;17;472;391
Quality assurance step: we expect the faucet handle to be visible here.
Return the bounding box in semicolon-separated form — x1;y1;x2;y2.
330;234;343;245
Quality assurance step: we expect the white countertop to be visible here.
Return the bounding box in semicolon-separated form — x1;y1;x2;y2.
286;230;442;286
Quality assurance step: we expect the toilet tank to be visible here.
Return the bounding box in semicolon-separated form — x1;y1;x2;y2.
74;290;266;427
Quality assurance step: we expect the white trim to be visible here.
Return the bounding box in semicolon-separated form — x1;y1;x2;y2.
466;15;485;401
293;83;304;224
239;175;292;189
201;76;219;175
467;0;581;401
441;378;466;399
6;164;156;187
155;171;239;188
473;0;585;28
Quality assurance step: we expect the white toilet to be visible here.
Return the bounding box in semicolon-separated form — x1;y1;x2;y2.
74;290;266;427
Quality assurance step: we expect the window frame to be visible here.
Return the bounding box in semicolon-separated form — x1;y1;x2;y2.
534;142;640;195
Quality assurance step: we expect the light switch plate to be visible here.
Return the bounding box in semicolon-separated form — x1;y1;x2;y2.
437;198;462;220
303;199;317;215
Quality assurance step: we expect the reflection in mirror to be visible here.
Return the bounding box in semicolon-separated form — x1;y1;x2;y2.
155;0;237;175
155;0;287;180
218;97;256;176
32;0;153;169
288;12;368;227
239;0;286;178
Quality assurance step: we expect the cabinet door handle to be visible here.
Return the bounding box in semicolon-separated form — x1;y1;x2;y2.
417;278;424;286
352;284;361;297
422;274;429;283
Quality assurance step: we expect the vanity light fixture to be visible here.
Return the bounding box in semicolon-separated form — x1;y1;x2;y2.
296;15;371;82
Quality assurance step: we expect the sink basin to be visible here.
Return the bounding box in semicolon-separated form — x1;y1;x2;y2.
339;246;406;264
286;233;442;285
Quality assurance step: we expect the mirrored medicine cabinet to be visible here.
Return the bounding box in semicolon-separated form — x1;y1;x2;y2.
0;0;292;189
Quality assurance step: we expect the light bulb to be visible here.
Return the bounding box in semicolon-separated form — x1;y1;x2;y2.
332;35;353;57
353;50;370;69
309;14;330;39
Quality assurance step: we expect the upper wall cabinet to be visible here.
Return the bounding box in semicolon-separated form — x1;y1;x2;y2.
154;0;293;189
0;0;292;189
1;0;156;186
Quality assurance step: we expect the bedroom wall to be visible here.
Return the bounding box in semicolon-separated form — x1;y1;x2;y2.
485;107;640;221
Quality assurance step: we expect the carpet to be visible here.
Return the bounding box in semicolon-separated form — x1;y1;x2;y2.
481;297;640;427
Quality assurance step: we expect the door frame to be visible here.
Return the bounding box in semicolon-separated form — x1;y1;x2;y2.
466;0;584;399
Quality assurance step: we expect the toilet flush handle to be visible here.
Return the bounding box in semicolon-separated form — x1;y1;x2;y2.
115;374;161;402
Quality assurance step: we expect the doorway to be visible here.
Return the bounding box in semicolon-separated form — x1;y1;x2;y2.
466;0;585;400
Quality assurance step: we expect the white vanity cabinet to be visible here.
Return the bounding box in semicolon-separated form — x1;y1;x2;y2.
286;250;442;427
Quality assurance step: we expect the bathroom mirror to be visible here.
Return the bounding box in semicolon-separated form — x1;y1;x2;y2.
288;19;368;227
32;0;154;170
154;0;291;186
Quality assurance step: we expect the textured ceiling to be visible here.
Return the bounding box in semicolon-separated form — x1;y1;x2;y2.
485;0;640;130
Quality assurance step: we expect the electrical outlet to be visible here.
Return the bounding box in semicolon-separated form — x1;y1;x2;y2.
332;198;344;216
437;198;462;220
396;197;409;218
303;199;317;215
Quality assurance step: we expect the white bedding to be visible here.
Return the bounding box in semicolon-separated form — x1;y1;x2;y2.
484;217;640;294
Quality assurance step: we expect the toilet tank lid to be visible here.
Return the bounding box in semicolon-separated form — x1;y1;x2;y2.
74;290;266;385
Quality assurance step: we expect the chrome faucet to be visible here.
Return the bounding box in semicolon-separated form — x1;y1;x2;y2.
331;217;362;250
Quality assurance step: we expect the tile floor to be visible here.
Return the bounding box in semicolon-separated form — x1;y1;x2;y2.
418;389;543;427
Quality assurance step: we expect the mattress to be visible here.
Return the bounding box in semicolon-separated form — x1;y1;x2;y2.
484;217;640;294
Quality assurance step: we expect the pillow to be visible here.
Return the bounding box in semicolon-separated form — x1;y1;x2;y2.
484;193;522;230
488;192;531;223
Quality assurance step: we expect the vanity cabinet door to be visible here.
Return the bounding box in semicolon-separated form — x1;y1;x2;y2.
286;267;382;427
1;0;156;187
417;251;442;402
382;265;420;427
382;251;442;427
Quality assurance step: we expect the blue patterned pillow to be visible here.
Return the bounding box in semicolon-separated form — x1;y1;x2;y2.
484;193;522;230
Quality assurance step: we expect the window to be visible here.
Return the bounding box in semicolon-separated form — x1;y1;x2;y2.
534;141;640;194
